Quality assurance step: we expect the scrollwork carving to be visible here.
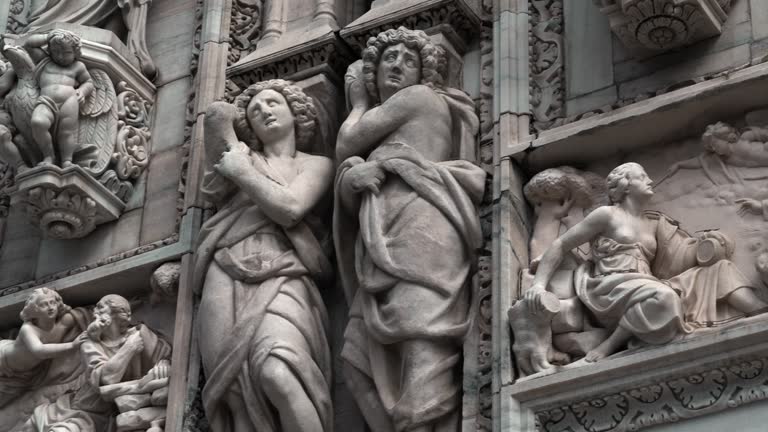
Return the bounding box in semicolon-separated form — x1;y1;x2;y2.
228;0;264;64
536;357;768;432
529;0;565;132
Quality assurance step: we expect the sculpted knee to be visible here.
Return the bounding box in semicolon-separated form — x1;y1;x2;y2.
260;357;298;399
31;114;51;131
656;287;680;305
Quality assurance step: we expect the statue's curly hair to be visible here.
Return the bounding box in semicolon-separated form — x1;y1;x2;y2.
20;287;71;323
47;30;82;59
606;162;645;204
233;79;317;151
702;121;738;157
362;27;446;104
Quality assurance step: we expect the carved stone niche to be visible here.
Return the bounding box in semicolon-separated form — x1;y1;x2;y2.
0;25;154;239
594;0;732;56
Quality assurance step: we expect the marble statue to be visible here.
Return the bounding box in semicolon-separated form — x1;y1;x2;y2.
193;80;334;432
522;162;768;368
25;30;94;167
0;30;116;171
20;294;172;432
0;287;87;408
25;0;157;79
334;27;486;432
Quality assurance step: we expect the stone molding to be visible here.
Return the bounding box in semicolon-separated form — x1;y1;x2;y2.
227;32;354;91
536;356;768;431
507;315;768;432
339;0;481;56
594;0;732;57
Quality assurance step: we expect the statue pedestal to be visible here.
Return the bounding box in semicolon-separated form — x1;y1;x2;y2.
11;165;125;239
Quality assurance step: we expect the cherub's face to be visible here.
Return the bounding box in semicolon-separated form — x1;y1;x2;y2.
377;43;421;97
51;45;76;66
35;294;58;320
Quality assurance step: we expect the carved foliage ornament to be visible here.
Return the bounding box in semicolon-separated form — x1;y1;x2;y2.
594;0;731;55
529;0;565;131
536;358;768;432
228;0;264;65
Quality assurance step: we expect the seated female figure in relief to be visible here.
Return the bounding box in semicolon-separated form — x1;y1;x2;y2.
193;79;334;432
0;287;87;407
526;162;768;362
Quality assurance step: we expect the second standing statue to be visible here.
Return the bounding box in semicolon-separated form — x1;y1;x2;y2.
335;27;486;432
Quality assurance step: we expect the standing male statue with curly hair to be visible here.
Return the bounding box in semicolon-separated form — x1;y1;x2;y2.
334;27;486;432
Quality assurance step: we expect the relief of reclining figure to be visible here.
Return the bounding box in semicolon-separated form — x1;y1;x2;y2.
514;162;768;376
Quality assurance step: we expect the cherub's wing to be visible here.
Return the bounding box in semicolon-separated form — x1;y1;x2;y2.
80;68;115;117
76;68;118;176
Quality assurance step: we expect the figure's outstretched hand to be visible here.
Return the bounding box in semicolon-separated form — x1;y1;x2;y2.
73;331;89;346
345;161;385;195
76;89;86;105
736;198;762;217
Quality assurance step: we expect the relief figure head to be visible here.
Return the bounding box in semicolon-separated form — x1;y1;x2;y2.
606;162;653;205
362;27;446;104
20;287;70;324
88;294;132;339
702;121;738;157
234;79;317;152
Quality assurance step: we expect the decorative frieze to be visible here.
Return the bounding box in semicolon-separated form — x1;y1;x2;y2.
536;356;768;432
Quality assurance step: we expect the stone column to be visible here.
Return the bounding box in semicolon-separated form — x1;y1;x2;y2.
491;1;535;431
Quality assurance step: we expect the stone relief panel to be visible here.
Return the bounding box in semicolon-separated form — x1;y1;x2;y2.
335;27;485;432
0;30;151;239
193;80;334;432
0;289;173;432
511;154;768;376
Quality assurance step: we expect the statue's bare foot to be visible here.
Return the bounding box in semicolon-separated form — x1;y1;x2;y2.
38;157;54;167
584;346;612;363
62;160;74;168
